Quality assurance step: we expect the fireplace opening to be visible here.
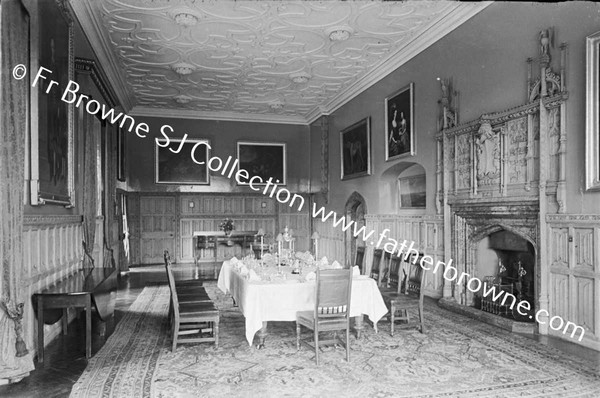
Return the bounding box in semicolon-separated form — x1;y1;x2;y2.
474;230;535;322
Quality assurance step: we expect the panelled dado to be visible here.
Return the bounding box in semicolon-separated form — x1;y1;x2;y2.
22;215;84;357
131;193;310;264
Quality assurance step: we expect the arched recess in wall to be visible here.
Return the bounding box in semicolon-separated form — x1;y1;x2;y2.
380;162;426;211
344;191;367;266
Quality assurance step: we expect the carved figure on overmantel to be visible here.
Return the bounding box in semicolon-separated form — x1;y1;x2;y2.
476;121;499;177
539;28;553;57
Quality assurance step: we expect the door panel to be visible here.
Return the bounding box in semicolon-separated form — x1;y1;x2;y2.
140;196;176;264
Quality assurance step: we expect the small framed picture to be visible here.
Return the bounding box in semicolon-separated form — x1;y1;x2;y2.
385;83;415;160
155;138;210;185
237;142;286;185
340;117;371;180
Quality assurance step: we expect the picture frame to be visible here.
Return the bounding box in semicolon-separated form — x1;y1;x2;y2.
117;127;126;181
237;142;286;185
586;31;600;191
398;174;426;208
385;82;415;160
340;117;371;180
30;0;74;206
155;138;210;185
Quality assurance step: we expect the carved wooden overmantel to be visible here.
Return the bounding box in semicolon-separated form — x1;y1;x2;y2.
436;30;569;335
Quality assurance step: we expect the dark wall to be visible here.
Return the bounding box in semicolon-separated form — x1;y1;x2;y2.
125;117;310;193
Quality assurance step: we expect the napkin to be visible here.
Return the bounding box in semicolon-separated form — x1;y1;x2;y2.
331;260;342;269
230;257;239;264
305;271;316;281
239;264;249;276
353;266;360;276
318;256;328;267
248;269;261;281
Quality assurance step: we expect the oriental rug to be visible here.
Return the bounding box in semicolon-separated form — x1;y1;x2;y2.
70;283;600;398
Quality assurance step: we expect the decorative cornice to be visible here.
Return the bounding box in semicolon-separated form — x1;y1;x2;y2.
365;214;443;222
24;215;83;226
546;214;600;222
68;0;134;111
129;106;308;126
75;58;117;108
307;2;491;125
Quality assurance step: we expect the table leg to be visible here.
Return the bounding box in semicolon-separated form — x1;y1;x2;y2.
37;296;44;363
62;309;68;335
353;315;364;339
85;294;92;359
257;321;268;349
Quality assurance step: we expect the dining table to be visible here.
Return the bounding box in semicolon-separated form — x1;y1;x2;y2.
217;256;389;347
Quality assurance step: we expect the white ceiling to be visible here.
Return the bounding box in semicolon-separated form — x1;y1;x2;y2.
71;0;488;124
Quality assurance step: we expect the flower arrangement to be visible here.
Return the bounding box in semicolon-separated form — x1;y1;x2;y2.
220;218;235;235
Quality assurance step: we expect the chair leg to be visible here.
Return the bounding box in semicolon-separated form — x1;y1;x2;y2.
390;305;395;337
296;322;301;351
314;329;319;366
346;327;350;362
214;320;220;347
171;322;178;352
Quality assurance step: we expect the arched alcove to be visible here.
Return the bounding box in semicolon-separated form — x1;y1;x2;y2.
380;162;426;211
344;192;367;266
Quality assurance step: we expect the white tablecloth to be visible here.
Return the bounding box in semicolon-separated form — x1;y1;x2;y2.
217;258;389;345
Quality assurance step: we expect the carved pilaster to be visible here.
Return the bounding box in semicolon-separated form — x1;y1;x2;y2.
436;137;443;214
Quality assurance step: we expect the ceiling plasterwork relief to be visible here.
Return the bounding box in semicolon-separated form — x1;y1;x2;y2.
82;0;486;123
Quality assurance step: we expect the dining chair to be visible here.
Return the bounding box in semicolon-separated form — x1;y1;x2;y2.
165;254;220;351
296;268;353;365
354;246;366;275
380;255;402;294
370;249;389;287
384;254;426;336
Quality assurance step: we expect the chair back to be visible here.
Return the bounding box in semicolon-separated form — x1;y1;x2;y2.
405;254;426;299
315;268;352;319
163;250;180;313
387;255;402;289
371;249;383;274
354;246;366;274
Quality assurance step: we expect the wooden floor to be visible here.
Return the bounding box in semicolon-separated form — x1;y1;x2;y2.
0;262;598;397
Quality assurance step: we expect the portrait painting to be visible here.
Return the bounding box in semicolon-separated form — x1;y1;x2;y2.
237;142;286;185
155;138;210;184
340;117;371;180
33;0;74;205
385;83;415;160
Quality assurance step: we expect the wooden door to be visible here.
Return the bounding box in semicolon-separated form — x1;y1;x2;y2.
140;196;176;264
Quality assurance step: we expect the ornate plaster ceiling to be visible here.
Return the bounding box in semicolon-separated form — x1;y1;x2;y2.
71;1;489;124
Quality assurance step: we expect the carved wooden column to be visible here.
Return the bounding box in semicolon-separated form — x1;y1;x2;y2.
538;31;551;333
436;136;443;214
556;44;568;213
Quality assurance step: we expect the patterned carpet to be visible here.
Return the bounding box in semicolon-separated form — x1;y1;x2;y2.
70;283;600;398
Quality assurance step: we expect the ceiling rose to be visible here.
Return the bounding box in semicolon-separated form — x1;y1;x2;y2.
269;100;284;110
290;72;311;84
172;62;196;75
174;95;192;104
325;26;354;42
167;7;201;27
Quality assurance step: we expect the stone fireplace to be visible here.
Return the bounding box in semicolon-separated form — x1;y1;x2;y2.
435;33;569;333
450;202;538;321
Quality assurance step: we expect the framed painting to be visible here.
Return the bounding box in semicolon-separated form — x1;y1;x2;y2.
340;117;371;180
117;127;126;181
586;31;600;191
398;174;426;208
237;142;286;185
30;0;74;206
385;82;415;160
155;138;210;185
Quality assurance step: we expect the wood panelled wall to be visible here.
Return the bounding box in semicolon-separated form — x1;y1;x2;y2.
129;193;311;264
547;214;600;349
22;215;84;353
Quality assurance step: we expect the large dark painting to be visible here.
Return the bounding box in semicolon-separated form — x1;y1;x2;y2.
34;0;74;205
385;83;415;160
340;117;371;180
155;138;210;185
237;142;286;185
